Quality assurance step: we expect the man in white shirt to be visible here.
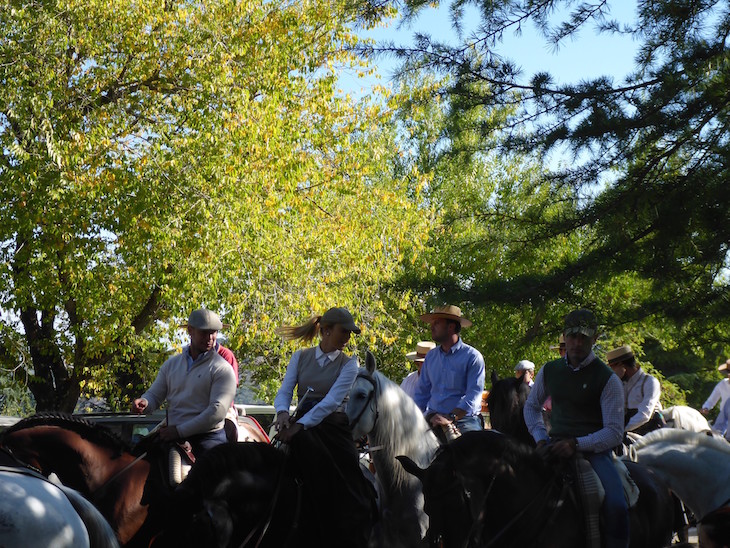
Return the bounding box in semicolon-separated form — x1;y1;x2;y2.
400;341;436;399
701;360;730;428
607;345;664;435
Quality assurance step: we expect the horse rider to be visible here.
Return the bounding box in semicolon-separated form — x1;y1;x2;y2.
273;307;375;548
413;304;486;443
514;359;535;387
524;308;629;548
607;344;665;436
401;340;437;399
701;359;730;427
132;308;237;457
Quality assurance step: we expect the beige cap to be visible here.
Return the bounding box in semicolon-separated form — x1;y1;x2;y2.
514;360;535;372
719;359;730;372
180;308;228;330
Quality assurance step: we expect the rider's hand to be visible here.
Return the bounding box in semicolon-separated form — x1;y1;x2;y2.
159;425;180;442
549;438;577;459
132;398;148;414
276;422;302;443
274;411;291;432
429;413;453;428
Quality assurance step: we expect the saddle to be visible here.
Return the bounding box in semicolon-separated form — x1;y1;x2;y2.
572;455;639;548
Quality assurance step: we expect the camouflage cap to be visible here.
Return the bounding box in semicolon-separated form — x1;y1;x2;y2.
563;308;598;337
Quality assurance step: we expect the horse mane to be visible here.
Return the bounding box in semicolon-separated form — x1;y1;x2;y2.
486;375;533;445
631;427;730;454
2;412;131;456
433;430;543;475
367;370;440;489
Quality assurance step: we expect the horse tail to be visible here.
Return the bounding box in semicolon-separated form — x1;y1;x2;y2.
57;484;120;548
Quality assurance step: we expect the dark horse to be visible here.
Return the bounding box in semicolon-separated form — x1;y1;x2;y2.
152;440;374;548
485;372;534;446
0;413;169;547
399;430;675;548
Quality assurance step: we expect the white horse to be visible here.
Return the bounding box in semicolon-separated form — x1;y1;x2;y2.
662;405;713;432
630;428;730;520
0;468;119;548
346;351;440;548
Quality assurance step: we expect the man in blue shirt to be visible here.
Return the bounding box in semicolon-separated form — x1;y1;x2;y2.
413;305;485;439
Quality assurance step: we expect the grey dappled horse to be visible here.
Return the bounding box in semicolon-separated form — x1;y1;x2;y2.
346;351;440;548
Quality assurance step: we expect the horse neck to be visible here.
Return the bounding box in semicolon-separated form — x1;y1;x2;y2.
369;377;439;491
637;442;730;518
480;458;580;546
6;426;130;493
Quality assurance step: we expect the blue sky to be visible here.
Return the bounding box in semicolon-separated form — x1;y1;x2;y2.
341;2;640;97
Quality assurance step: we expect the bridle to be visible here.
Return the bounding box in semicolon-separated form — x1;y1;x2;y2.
348;371;379;431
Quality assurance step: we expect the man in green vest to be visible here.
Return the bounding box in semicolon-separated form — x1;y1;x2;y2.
524;308;628;548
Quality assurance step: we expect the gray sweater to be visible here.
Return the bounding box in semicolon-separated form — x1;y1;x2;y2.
141;347;237;438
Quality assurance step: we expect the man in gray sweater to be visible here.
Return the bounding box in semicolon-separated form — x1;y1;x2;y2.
132;308;237;455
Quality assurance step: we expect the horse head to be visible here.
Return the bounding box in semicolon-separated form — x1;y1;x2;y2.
347;350;379;440
486;374;534;447
398;431;514;548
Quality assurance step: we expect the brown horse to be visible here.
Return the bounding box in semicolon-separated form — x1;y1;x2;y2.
0;413;169;547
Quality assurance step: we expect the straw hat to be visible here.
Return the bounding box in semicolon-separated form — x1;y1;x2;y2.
419;305;473;328
406;341;437;363
549;333;565;350
606;345;634;365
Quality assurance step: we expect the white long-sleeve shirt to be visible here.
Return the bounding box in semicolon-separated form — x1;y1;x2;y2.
702;378;730;413
623;369;662;432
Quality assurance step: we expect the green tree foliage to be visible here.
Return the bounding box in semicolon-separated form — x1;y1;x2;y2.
373;0;730;383
0;0;429;411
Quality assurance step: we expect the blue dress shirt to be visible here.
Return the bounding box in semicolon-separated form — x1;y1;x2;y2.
413;338;485;416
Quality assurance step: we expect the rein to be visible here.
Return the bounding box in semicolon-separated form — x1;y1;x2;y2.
93;451;148;501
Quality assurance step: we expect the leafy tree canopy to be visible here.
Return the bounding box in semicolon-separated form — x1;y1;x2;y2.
0;0;429;411
373;0;730;373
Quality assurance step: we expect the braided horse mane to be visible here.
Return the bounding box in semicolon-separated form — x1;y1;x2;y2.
2;412;131;457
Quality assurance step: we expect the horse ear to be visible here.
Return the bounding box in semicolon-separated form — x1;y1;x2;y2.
365;350;377;375
490;370;499;386
396;455;425;480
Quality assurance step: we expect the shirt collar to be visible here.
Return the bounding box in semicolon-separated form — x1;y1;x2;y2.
316;345;341;363
566;350;596;371
439;337;464;355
